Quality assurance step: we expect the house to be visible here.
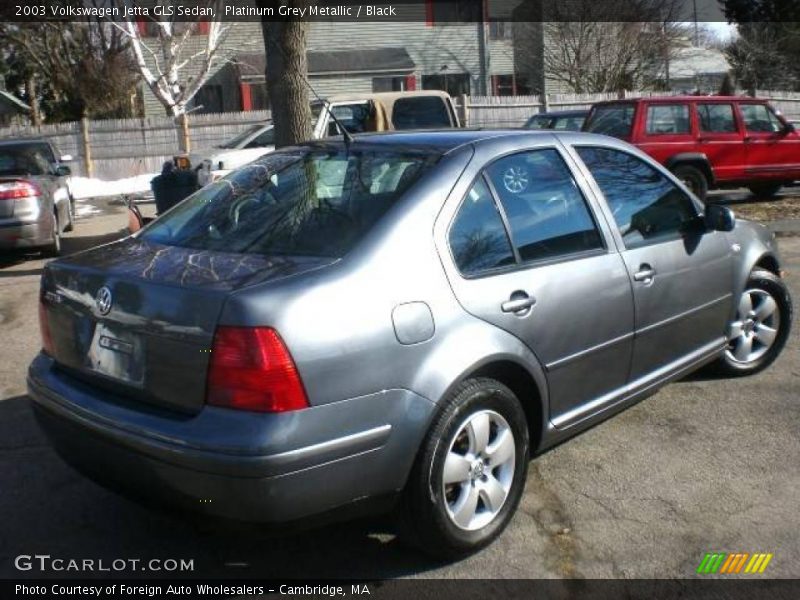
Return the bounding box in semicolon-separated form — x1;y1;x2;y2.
0;78;31;126
139;1;526;117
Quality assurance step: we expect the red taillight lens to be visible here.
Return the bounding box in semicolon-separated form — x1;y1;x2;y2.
206;327;309;413
38;300;55;356
0;180;41;200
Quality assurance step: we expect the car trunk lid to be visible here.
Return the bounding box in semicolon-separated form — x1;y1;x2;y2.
39;237;334;414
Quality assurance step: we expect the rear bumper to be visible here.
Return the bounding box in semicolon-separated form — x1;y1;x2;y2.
27;353;435;523
0;219;51;249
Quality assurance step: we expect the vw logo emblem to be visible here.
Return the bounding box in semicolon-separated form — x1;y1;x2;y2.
95;286;113;315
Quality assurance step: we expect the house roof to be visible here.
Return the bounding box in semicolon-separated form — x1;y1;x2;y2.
666;45;731;79
237;47;416;81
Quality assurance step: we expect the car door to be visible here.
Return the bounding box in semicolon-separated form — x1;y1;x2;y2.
695;101;747;183
738;102;800;181
572;144;733;382
440;144;635;427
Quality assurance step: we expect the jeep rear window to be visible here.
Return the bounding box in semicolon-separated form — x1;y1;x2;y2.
584;104;635;138
141;147;438;258
392;97;452;129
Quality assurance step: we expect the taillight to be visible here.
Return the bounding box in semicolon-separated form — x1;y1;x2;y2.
206;327;309;413
0;180;41;200
38;300;55;356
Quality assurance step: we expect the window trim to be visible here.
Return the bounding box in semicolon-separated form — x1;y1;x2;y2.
446;146;609;280
571;144;703;252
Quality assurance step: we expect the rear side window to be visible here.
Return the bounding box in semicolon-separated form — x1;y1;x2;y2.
392;97;451;129
584;104;635;138
740;104;783;133
485;149;603;263
142;147;437;258
449;179;515;276
0;143;51;176
576;146;697;249
697;104;737;133
646;104;690;135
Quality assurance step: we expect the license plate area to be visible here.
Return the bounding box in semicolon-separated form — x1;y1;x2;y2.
86;322;144;387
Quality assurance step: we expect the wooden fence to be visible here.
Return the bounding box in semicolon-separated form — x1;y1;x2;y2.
3;89;800;181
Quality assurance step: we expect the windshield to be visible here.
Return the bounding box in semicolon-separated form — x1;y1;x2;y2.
0;143;53;176
218;124;272;149
584;104;636;138
524;115;552;129
141;146;439;258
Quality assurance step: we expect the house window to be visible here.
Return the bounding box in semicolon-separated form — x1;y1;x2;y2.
492;74;516;96
489;21;512;40
422;73;470;98
372;76;408;93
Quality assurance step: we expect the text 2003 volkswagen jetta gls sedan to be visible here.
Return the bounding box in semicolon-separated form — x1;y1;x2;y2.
29;131;792;558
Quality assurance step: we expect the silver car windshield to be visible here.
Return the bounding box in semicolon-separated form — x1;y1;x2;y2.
141;146;439;258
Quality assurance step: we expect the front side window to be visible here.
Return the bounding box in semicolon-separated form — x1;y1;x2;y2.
449;179;515;276
697;104;737;133
245;128;275;148
646;104;690;135
576;146;698;249
740;103;783;133
485;149;603;263
142;147;437;258
584;104;636;138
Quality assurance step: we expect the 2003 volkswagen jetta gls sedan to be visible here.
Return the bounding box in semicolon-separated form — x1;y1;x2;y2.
29;131;792;558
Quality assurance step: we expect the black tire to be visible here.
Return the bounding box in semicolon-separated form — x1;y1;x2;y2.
748;183;783;199
672;164;709;201
398;378;529;559
63;197;75;232
711;269;792;377
45;213;61;257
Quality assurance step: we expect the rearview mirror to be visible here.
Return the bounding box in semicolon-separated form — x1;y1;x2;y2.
704;203;735;232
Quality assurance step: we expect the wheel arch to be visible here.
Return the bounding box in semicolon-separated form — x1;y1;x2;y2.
665;153;715;185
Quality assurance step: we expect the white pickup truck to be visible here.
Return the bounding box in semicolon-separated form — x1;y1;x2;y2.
182;91;460;182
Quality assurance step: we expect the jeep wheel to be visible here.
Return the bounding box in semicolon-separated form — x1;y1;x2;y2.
398;378;529;559
672;164;708;201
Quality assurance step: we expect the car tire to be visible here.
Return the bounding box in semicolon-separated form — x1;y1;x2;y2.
711;269;792;377
46;213;61;257
672;164;708;201
398;378;529;559
63;197;75;232
748;183;782;199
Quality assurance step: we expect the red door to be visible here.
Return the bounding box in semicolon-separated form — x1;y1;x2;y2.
694;101;747;184
738;102;800;183
634;101;696;165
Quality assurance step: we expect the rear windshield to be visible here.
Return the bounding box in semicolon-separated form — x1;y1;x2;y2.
141;146;438;258
584;104;636;138
0;143;53;176
392;97;452;129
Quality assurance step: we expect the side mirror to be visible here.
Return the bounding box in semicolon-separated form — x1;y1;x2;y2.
783;122;796;135
704;203;735;232
59;154;74;162
53;164;71;177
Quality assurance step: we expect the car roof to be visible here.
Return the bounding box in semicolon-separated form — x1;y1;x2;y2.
531;109;588;117
0;138;51;147
593;95;768;105
307;129;614;153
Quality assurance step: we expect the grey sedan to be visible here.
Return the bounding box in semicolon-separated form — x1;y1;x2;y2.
29;131;792;558
0;139;73;255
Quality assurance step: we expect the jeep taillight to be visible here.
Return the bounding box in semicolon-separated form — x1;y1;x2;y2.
206;326;309;413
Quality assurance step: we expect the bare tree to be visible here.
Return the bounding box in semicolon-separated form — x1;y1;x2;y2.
111;0;232;118
530;0;685;93
258;0;312;147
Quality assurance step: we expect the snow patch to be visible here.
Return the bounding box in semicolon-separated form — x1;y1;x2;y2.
70;173;157;200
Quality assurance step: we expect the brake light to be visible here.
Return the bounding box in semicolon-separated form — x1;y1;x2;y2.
38;300;55;356
0;180;41;200
206;327;309;412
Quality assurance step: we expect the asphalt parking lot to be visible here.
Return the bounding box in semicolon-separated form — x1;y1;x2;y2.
0;196;798;580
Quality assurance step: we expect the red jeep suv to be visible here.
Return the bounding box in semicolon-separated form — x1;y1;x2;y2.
584;96;800;200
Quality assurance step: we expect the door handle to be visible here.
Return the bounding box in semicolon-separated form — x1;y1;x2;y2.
501;292;536;314
633;264;656;282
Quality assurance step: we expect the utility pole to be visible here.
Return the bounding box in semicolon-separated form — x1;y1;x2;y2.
477;0;491;96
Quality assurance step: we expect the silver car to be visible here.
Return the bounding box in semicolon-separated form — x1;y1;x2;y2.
29;131;792;558
0;139;74;256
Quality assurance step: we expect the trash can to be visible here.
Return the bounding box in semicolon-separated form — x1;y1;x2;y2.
151;161;199;215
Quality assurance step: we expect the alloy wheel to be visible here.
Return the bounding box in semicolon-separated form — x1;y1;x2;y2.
442;410;516;531
726;288;781;364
